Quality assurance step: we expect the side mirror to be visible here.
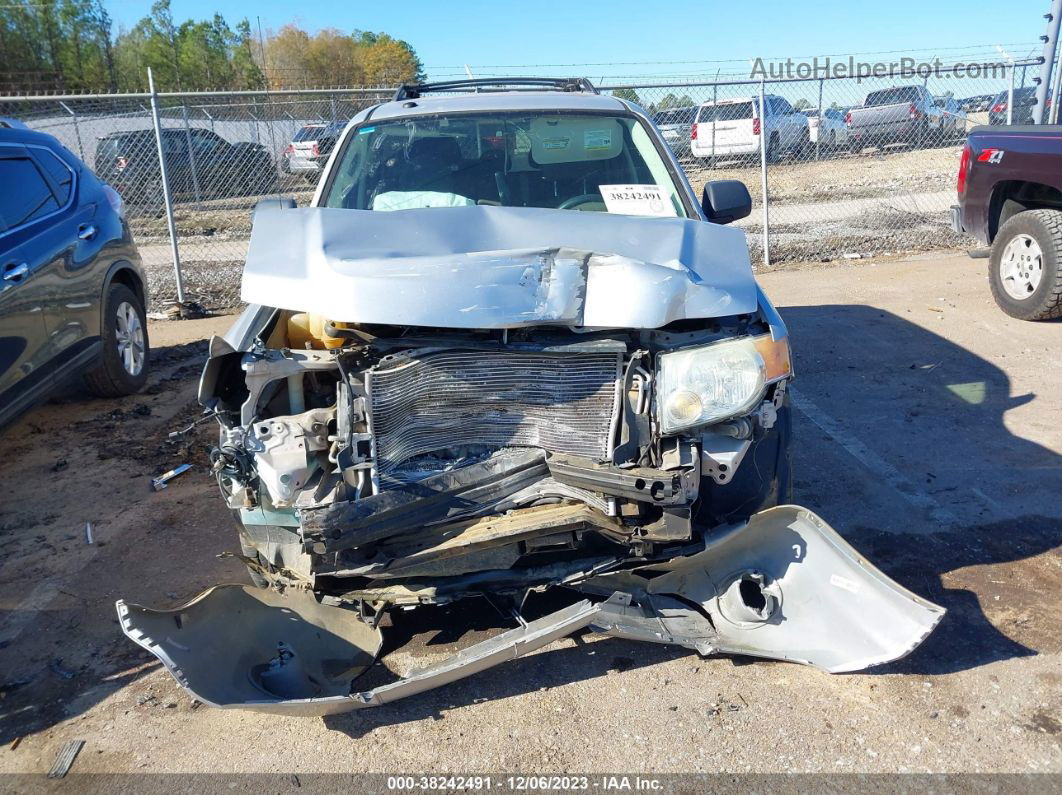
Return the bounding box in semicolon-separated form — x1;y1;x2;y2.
253;196;296;218
701;180;752;224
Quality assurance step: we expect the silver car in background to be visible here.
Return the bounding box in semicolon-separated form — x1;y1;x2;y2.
653;106;696;158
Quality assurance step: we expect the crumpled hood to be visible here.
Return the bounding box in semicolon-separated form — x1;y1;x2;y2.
240;205;758;329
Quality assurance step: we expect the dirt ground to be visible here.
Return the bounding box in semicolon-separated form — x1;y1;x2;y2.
0;252;1060;782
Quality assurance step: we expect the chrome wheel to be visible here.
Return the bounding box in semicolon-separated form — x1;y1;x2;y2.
115;300;146;376
999;233;1044;300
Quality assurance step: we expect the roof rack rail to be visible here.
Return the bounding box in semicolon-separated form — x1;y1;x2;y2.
392;77;598;102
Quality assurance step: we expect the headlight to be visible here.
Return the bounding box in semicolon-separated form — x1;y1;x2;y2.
656;334;791;434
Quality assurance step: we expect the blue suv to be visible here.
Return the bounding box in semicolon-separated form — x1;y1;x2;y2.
0;123;150;426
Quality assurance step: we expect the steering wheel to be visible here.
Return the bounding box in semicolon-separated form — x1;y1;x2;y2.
557;193;603;210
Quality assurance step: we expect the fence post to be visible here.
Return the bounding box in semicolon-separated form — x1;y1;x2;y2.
263;90;279;197
710;82;717;164
58;101;84;160
1007;64;1015;125
815;78;824;161
181;103;203;208
147;67;186;309
758;77;770;268
1052;55;1062;124
1036;0;1062;124
249;110;261;144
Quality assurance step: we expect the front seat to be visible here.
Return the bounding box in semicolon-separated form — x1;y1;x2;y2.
403;137;465;195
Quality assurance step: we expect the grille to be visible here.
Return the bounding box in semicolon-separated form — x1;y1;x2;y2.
367;350;623;481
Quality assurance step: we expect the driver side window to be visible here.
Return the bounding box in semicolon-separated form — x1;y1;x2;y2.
190;130;225;157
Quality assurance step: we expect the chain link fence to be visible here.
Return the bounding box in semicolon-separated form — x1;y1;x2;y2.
1;87;390;311
621;58;1041;267
0;58;1044;313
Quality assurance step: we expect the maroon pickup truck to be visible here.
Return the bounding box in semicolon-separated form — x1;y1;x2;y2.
952;124;1062;320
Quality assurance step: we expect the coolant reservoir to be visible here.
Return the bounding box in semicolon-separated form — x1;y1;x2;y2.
286;313;347;350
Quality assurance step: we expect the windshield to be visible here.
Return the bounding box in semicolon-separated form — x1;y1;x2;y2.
696;101;757;122
865;86;921;107
654;108;695;126
293;125;323;142
320;111;688;217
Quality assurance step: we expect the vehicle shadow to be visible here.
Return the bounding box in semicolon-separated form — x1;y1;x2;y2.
779;304;1062;675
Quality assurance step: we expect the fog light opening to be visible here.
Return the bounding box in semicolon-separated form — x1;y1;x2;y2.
718;570;779;627
739;577;767;612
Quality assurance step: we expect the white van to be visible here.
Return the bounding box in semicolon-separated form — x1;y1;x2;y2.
690;95;810;162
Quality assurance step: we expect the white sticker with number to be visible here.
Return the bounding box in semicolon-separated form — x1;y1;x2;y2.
598;184;677;217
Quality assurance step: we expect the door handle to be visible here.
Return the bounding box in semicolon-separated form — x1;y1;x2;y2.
3;262;29;282
77;224;98;240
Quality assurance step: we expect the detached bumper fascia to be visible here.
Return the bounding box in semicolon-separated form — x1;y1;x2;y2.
117;507;944;716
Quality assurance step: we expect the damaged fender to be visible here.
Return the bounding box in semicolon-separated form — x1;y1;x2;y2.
116;507;943;715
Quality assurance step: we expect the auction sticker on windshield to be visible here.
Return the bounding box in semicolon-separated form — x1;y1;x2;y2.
599;184;677;217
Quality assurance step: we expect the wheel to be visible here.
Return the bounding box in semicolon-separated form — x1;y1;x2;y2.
988;209;1062;321
83;283;150;396
240;538;270;588
848;137;862;155
766;134;780;163
256;170;279;195
695;401;792;526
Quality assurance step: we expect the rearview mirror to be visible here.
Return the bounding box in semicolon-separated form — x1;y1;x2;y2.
701;180;752;225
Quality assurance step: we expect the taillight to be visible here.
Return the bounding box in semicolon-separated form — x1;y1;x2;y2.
992;102;1007;114
844;111;852;126
284;144;293;154
115;156;127;170
909;102;922;120
311;142;320;156
102;184;125;218
957;143;971;197
691;124;698;141
752;118;761;135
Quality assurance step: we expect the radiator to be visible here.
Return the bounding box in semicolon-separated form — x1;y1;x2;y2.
366;349;623;482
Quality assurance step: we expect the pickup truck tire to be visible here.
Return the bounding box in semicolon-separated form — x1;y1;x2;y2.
989;209;1062;321
766;134;780;164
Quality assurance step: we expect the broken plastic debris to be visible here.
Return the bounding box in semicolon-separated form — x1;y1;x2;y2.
151;463;191;491
47;740;84;779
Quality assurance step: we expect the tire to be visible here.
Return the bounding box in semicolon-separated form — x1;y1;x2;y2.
83;282;150;397
766;134;781;164
913;121;930;149
695;402;792;526
240;538;270;588
988;209;1062;321
848;138;862;155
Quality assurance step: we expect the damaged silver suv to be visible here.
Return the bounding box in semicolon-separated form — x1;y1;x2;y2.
118;78;944;715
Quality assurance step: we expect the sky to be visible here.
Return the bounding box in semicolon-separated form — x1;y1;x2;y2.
107;0;1045;83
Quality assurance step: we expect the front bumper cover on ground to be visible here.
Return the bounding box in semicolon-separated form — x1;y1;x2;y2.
117;506;944;716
